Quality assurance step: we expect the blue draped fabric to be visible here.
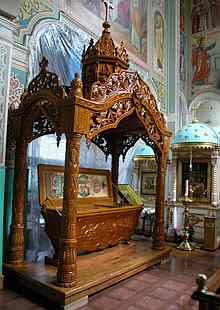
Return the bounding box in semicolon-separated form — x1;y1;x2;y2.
30;23;90;85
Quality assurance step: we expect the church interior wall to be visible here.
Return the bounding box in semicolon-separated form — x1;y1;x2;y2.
0;0;192;285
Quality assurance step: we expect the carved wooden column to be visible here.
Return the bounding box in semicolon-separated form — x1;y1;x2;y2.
57;132;80;287
111;135;121;200
9;140;27;264
152;151;168;250
211;152;218;207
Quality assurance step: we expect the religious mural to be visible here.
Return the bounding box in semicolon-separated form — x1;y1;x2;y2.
191;33;220;94
81;0;148;62
18;0;59;28
192;0;220;34
153;10;164;72
191;0;220;95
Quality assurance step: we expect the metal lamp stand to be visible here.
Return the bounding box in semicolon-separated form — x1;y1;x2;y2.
177;197;194;251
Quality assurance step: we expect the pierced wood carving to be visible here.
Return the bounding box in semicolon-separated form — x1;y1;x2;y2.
90;99;134;136
26;57;65;99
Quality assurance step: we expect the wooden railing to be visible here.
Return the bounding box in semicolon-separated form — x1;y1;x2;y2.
192;271;220;310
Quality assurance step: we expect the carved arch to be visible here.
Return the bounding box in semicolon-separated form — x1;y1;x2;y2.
87;87;170;157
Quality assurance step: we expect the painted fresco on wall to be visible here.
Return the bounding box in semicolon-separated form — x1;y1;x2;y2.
9;74;24;111
180;0;187;90
152;77;166;112
192;0;220;34
81;0;148;62
18;0;59;27
191;33;220;94
153;10;164;72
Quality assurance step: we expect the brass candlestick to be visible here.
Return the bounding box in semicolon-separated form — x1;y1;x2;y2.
177;196;194;251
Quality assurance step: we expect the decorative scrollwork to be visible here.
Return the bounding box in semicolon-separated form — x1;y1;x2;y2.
90;70;167;132
141;135;160;163
9;74;24;111
92;135;112;160
32;116;55;140
7;114;17;148
137;105;163;152
21;58;66;105
92;134;139;161
121;135;140;160
90;71;140;101
82;32;128;67
90;99;133;134
24;99;61;143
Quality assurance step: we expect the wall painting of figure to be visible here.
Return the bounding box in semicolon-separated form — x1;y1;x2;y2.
191;32;220;94
153;10;164;73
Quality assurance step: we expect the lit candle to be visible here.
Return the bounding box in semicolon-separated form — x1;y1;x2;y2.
189;149;193;171
185;179;189;197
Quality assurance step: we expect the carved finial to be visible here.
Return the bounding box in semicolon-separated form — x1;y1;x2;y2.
196;274;208;292
102;0;114;29
70;73;83;97
39;57;48;73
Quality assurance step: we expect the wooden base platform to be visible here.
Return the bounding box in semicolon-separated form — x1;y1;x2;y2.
4;240;171;309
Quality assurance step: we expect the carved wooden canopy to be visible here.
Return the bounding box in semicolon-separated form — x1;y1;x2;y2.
7;60;171;165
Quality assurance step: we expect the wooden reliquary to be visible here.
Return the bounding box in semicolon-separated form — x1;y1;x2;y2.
38;164;143;263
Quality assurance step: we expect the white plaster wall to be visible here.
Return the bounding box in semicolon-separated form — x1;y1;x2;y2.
190;92;220;125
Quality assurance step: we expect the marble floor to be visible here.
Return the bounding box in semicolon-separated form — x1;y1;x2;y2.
1;245;220;310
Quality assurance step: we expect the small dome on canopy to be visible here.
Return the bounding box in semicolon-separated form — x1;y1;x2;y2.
172;122;219;147
133;143;155;160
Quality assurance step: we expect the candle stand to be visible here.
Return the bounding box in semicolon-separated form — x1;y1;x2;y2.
177;197;194;251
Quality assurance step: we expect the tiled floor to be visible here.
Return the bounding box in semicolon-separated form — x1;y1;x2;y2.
1;246;220;309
